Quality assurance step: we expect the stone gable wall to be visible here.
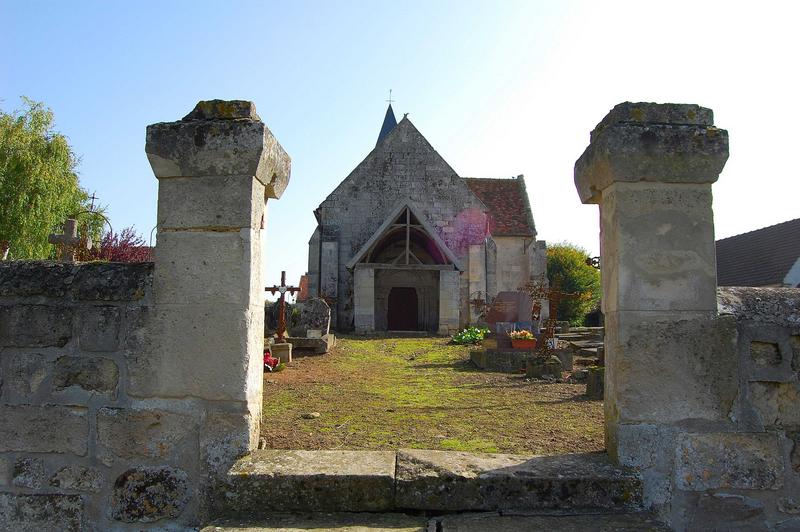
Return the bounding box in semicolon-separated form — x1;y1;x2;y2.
316;119;488;329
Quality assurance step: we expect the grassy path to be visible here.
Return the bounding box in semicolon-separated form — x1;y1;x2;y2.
261;336;603;455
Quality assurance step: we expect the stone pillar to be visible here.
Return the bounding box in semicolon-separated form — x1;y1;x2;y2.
438;269;460;334
354;266;375;334
144;100;290;473
574;103;730;463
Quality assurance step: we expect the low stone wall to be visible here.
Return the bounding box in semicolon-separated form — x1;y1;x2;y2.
621;287;800;530
0;261;182;529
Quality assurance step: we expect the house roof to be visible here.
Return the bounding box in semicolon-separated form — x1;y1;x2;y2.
376;104;397;146
716;218;800;287
463;177;535;237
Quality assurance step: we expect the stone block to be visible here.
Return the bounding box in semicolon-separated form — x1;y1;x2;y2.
432;513;668;531
53;356;119;395
590;102;714;142
779;497;800;515
0;261;74;297
73;262;153;301
5;353;49;398
438;269;460;334
526;355;563;379
599;183;718;313
220;450;396;514
111;466;189;523
612;423;673;469
153;230;256;306
157;175;265;230
354;267;374;334
13;457;44;488
749;382;800;429
470;349;528;373
271;342;292;363
575;104;728;204
96;407;195;464
586;366;604;399
127;304;259;401
0;493;83;532
603;311;738;425
50;465;103;492
676;432;783;491
77;305;120;351
200;412;253;477
146;102;291;199
0;405;87;454
751;341;782;366
395;449;641;511
686;492;767;531
717;286;800;329
0;304;72;347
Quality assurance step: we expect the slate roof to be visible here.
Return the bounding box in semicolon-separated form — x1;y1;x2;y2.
376;104;398;146
463;177;535;237
716;218;800;287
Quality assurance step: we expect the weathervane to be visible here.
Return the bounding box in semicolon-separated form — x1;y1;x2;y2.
386;89;394;105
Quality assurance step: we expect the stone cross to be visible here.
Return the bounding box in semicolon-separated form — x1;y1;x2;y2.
266;271;300;342
48;218;91;262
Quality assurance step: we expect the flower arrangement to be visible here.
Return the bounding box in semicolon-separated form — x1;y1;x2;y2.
451;326;491;345
509;329;534;340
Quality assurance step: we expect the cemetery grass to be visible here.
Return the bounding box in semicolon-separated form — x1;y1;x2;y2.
261;337;604;455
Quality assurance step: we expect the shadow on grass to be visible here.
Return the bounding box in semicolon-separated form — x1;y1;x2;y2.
410;360;479;372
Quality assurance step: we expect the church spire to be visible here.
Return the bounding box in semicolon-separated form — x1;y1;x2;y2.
376;93;398;146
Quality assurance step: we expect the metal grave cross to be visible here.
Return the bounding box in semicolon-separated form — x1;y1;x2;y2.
266;271;300;343
48;218;92;262
521;275;584;355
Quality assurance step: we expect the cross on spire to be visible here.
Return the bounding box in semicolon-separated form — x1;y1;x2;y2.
386;89;394;106
88;192;98;211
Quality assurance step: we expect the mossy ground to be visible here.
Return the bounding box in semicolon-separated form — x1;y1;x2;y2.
261;336;603;454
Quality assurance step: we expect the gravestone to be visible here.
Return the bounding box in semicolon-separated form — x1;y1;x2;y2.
287;298;335;354
485;291;535;334
291;298;331;338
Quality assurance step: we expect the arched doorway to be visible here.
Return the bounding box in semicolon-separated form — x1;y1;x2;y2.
388;287;419;330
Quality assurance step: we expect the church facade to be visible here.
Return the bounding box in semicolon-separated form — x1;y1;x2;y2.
305;105;547;333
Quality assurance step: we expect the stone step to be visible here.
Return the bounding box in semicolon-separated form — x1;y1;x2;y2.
212;449;643;517
202;511;668;531
395;449;641;512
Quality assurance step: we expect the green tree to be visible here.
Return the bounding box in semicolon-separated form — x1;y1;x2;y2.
546;242;601;326
0;97;100;259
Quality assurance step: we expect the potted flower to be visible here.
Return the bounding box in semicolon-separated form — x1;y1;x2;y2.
509;329;537;350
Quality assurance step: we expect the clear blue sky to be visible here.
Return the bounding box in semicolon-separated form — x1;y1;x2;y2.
3;0;798;294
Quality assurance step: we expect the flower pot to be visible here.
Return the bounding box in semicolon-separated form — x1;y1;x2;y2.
511;338;537;350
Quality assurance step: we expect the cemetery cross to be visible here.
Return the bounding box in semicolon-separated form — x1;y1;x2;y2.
266;270;300;343
48;218;91;262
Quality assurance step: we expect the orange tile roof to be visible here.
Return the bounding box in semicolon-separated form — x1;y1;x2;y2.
463;177;535;237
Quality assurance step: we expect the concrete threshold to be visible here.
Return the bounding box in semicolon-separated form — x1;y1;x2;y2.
213;449;643;517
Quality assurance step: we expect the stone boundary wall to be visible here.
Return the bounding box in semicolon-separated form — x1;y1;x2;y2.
0;261;187;529
0;99;292;530
575;101;800;530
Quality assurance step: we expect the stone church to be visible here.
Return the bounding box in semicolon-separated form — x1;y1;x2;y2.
305;105;547;333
